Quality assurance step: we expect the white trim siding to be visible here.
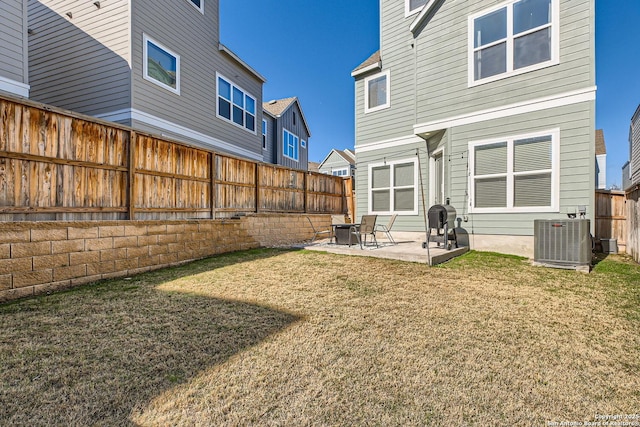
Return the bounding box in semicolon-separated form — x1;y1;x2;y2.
413;86;596;136
468;128;560;214
0;75;30;98
364;70;391;114
94;108;263;161
468;0;560;87
142;34;180;95
368;157;419;215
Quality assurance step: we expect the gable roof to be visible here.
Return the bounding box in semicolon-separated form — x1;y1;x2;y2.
351;51;381;77
218;44;266;83
263;97;296;116
595;129;606;156
319;149;356;169
263;97;312;137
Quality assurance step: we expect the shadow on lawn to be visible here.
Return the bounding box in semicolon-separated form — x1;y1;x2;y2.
0;248;301;426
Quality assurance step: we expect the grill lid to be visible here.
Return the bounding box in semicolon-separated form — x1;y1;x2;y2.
428;204;457;229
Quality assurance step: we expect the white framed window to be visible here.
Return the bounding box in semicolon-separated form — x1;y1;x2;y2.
283;129;299;161
262;119;267;150
468;128;560;213
368;158;418;215
364;70;390;114
301;139;307;148
186;0;204;13
405;0;428;16
332;168;349;177
216;73;257;133
468;0;559;86
143;35;180;95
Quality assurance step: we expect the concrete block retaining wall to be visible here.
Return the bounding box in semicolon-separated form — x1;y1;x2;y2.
0;213;331;303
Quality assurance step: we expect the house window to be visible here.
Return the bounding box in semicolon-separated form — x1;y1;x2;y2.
262;119;267;150
283;129;299;161
469;129;559;213
301;139;306;148
187;0;204;13
469;0;558;85
368;158;418;215
332;168;349;177
217;74;256;133
364;70;390;113
406;0;428;16
143;35;180;95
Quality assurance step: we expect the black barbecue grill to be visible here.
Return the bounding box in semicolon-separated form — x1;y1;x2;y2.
424;204;458;250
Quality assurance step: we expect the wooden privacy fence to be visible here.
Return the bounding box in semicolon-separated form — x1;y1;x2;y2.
594;189;626;251
627;187;640;263
0;96;350;221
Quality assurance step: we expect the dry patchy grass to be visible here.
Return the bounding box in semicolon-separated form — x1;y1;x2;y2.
1;249;638;426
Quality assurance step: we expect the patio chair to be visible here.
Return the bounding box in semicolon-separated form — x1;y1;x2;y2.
375;214;397;245
307;216;332;243
349;215;378;249
331;214;348;225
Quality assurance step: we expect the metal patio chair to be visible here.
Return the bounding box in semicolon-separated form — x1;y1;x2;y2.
307;216;332;243
375;214;397;245
349;215;378;249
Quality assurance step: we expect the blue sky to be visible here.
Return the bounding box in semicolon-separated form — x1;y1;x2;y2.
221;1;638;188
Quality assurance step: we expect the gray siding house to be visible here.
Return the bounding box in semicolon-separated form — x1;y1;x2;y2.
28;0;265;161
352;0;596;257
0;0;29;97
319;149;356;178
262;97;310;170
629;105;640;189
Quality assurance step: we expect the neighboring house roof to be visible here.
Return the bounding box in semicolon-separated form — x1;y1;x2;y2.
218;44;266;83
263;97;297;116
596;129;606;155
262;97;312;137
319;149;356;169
308;161;320;173
351;51;381;77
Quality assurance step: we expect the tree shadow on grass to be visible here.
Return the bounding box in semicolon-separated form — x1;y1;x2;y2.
0;248;301;426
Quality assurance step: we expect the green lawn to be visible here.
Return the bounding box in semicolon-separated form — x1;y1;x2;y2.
1;249;638;426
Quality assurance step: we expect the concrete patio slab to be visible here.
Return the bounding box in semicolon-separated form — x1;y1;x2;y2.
298;237;469;266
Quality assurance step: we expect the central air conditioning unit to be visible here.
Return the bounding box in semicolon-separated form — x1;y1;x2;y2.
533;219;592;272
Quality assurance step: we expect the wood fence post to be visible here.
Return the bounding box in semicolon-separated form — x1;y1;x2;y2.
304;172;308;213
128;131;136;220
255;162;260;213
210;152;216;219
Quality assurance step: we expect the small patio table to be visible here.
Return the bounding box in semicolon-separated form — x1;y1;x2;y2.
333;223;359;245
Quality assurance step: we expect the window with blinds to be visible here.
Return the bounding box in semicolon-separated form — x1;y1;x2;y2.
369;159;417;215
470;130;557;212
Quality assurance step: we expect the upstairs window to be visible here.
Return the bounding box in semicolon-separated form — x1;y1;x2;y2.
262;119;267;150
469;0;558;85
469;129;559;213
283;129;299;161
364;70;390;113
217;74;256;133
143;35;180;95
406;0;428;16
332;168;349;177
187;0;204;13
